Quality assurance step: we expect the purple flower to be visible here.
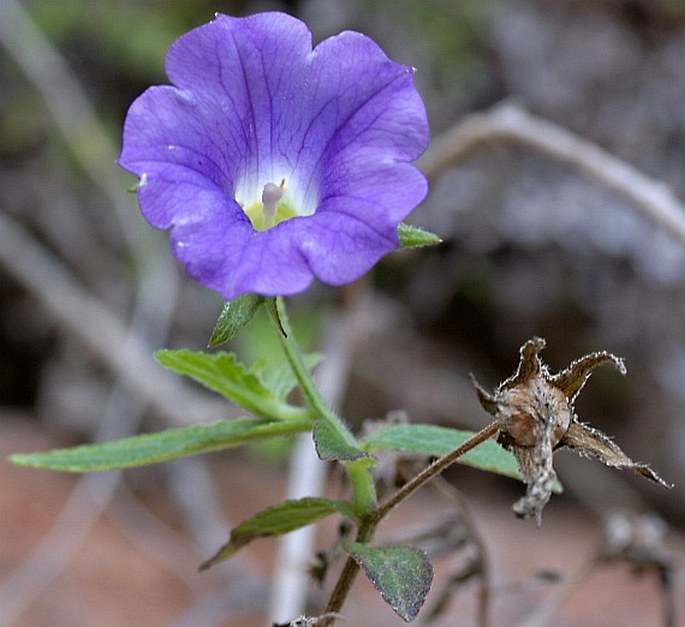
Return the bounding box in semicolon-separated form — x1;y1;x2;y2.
119;12;429;300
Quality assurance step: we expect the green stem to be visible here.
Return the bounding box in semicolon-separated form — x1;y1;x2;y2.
266;297;377;515
267;298;353;441
344;458;378;515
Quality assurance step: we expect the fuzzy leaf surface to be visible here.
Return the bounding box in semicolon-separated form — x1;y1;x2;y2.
397;223;442;249
344;542;433;622
313;419;368;461
156;349;295;418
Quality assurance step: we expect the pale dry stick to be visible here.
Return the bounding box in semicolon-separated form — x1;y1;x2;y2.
0;211;222;426
418;101;685;246
269;295;372;623
0;0;225;425
0;0;138;247
428;476;491;627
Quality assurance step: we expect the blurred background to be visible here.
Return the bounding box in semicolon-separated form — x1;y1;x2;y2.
1;0;685;625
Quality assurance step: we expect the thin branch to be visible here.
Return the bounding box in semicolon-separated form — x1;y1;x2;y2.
419;101;685;246
372;420;501;523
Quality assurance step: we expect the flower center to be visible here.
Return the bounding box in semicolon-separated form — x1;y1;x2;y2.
241;179;298;231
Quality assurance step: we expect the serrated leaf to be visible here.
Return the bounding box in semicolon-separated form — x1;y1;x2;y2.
209;294;265;347
155;349;287;418
344;542;433;622
313;419;368;461
201;497;353;570
397;223;442;249
360;423;562;492
9;416;312;472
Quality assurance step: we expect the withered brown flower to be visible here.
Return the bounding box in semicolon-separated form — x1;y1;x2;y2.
470;337;672;523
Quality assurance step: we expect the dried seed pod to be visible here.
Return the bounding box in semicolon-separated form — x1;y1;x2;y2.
471;338;671;523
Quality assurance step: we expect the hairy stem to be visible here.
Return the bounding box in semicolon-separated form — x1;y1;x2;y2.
267;297;358;446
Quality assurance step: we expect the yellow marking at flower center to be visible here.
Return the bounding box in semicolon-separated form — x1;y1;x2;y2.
243;179;298;231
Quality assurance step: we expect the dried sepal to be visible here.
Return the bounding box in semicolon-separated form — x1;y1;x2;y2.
510;419;558;524
563;422;673;488
501;337;547;389
551;351;626;402
470;338;672;523
468;373;499;416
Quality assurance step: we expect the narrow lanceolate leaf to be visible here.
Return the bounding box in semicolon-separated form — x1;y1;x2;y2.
201;498;353;570
155;349;290;418
344;542;433;622
397;223;442;249
9;417;312;473
209;294;266;347
360;423;562;492
313;419;369;461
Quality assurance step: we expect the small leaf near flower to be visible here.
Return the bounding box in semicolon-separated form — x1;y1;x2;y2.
471;337;672;523
209;294;265;347
397;222;442;249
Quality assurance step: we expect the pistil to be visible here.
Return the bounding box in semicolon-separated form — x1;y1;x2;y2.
261;181;284;229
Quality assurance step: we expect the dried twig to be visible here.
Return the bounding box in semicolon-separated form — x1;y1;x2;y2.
419;101;685;246
0;211;222;426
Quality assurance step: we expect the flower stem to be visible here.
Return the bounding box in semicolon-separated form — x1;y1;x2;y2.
267;297;357;445
266;297;378;516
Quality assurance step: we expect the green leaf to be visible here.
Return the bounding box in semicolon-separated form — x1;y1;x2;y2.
344;542;433;622
397;223;442;249
155;349;292;418
9;416;312;473
209;294;266;347
361;423;562;492
201;497;353;570
313;419;368;461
